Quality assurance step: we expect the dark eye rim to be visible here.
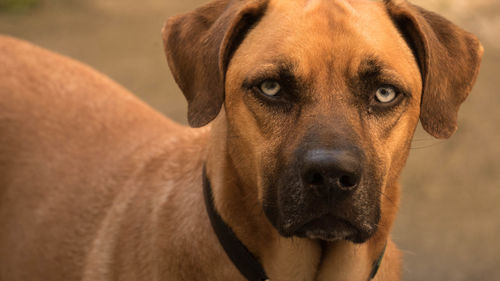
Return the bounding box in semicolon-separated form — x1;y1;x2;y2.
248;79;296;107
255;80;282;98
260;80;281;95
370;84;407;110
375;86;397;102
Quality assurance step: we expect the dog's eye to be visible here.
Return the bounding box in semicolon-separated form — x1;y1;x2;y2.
375;86;397;103
259;80;281;97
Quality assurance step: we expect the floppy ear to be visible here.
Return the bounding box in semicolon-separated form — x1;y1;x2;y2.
163;0;268;127
384;0;483;139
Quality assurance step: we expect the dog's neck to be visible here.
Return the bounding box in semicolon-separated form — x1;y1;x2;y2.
205;117;392;281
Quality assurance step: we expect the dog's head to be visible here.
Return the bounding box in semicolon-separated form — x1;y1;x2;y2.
164;0;482;243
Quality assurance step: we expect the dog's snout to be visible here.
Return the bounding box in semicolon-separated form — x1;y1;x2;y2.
301;149;363;193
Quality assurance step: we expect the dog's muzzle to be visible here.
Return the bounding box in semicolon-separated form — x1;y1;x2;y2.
263;146;380;243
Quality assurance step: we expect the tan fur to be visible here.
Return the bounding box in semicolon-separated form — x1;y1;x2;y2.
0;0;482;280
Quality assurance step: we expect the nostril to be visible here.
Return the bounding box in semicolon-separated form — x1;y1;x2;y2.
306;171;324;185
300;148;364;193
310;172;324;185
338;174;359;190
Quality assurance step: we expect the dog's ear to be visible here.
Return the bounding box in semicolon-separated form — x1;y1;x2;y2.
163;0;268;127
384;0;483;139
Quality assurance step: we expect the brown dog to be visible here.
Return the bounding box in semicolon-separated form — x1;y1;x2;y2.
0;0;482;280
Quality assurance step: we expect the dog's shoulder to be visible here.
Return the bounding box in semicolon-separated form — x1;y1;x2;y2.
0;35;156;122
0;35;181;152
0;34;190;203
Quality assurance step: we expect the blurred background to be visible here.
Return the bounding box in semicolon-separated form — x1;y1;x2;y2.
0;0;498;280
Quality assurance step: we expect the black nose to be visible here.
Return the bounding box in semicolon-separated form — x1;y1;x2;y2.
300;148;363;193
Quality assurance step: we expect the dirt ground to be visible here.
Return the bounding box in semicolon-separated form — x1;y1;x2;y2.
1;0;499;280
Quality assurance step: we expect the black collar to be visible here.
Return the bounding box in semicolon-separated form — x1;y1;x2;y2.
202;167;385;281
203;167;269;281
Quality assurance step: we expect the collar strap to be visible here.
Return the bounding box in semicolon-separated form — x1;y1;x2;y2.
202;167;385;281
368;242;386;281
203;167;269;281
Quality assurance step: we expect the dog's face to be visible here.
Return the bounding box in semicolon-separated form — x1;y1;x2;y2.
223;0;421;242
165;0;482;243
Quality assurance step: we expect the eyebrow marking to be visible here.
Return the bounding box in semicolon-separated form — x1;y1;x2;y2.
242;60;297;89
356;56;412;97
358;57;384;81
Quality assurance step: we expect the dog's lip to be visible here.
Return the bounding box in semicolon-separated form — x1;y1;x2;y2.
284;213;374;242
294;214;357;237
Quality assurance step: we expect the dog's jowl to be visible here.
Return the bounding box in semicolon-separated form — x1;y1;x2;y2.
0;0;482;280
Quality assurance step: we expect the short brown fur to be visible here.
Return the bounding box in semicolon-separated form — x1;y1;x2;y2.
0;0;482;280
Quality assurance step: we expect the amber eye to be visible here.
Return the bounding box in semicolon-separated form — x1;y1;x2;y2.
375;86;397;103
259;80;281;96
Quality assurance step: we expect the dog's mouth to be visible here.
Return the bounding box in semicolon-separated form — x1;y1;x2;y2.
262;153;382;244
294;215;359;241
285;213;376;243
263;178;381;243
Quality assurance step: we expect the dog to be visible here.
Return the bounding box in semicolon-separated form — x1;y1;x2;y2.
0;0;482;280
